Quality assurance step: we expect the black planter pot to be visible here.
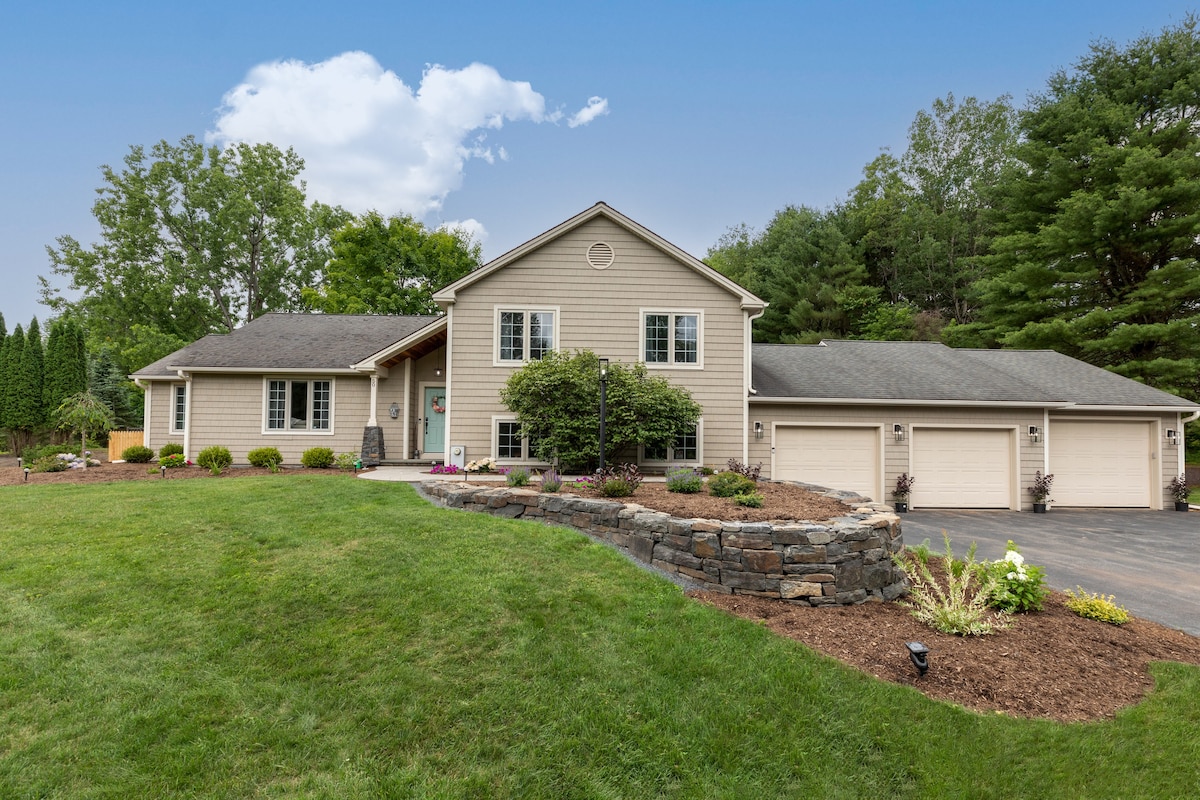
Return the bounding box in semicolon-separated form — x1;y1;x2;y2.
1176;501;1191;512
1033;502;1047;514
894;501;909;513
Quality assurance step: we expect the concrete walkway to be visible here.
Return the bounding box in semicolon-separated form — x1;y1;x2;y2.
900;509;1200;636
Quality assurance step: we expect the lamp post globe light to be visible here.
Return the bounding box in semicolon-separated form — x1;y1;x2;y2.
598;358;609;474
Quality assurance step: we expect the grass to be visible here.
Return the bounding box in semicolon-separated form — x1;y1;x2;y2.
2;477;1199;798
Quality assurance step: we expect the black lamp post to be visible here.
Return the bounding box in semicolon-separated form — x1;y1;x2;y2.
598;358;609;473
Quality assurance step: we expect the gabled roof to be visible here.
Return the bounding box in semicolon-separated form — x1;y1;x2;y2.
751;340;1197;409
432;202;767;311
133;313;441;379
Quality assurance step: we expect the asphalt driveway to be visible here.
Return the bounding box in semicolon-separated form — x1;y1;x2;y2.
899;509;1200;636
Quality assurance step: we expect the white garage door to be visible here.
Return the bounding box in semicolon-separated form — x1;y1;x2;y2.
1049;420;1151;507
775;426;880;500
912;428;1014;508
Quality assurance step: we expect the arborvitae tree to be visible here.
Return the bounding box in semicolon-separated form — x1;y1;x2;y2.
0;324;21;435
12;319;45;434
43;319;88;417
0;314;7;448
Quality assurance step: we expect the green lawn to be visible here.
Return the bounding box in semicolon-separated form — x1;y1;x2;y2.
2;477;1198;798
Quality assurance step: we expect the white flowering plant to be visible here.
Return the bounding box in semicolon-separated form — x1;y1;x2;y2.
979;540;1048;613
464;457;496;474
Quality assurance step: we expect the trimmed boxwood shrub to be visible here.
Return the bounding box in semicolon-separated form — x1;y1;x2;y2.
122;445;155;463
159;443;184;458
196;445;233;475
247;446;284;469
709;471;756;498
301;447;336;468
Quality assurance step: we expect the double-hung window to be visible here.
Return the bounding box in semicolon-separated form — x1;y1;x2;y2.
495;419;541;462
171;384;187;433
266;379;332;432
496;308;556;364
642;423;700;464
642;311;701;367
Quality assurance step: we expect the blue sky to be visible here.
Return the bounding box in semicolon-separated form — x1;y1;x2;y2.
1;0;1195;332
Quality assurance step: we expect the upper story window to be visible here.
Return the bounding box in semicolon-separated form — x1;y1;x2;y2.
642;310;702;368
496;308;557;365
171;384;187;433
265;379;332;433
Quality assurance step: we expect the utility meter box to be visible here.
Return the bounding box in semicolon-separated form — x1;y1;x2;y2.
450;445;466;470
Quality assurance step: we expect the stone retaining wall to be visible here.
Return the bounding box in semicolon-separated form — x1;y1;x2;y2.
419;481;908;605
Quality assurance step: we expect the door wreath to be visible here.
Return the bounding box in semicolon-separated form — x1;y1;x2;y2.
431;396;446;413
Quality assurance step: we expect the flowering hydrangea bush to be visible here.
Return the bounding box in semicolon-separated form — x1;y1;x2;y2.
465;457;496;473
980;540;1048;613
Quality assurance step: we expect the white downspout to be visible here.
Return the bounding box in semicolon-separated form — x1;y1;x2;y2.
743;306;766;465
140;381;152;447
1180;410;1199;477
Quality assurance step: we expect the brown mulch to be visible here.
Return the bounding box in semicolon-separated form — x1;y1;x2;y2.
6;458;1200;722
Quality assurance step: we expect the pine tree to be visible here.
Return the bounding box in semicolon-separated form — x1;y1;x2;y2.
89;347;135;428
0;324;19;435
0;314;7;447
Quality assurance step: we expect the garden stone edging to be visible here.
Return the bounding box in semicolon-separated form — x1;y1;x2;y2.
418;481;908;605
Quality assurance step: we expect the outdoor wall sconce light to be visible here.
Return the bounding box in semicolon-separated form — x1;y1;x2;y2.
389;402;400;419
754;420;764;439
1166;429;1179;445
905;641;930;676
1029;425;1042;444
893;424;906;442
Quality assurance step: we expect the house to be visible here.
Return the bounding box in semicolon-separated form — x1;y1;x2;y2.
133;202;1198;510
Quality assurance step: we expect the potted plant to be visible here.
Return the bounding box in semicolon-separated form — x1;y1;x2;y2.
1029;470;1053;513
1170;473;1190;512
892;472;915;513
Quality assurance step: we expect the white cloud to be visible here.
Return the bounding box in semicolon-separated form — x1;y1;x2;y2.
438;218;488;246
568;96;609;128
208;52;605;216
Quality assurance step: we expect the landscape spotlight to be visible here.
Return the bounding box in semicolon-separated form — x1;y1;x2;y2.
161;465;167;479
24;468;30;482
905;641;930;676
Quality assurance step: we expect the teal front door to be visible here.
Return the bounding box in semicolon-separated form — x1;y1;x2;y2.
423;387;446;456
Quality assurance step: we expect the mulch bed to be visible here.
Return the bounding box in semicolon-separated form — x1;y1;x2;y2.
6;458;1199;722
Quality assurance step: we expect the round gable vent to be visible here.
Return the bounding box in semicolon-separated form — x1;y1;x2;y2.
586;241;615;269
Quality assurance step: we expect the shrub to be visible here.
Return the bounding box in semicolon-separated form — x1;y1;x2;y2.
159;453;188;469
32;455;68;473
334;452;358;471
301;447;336;468
733;491;764;508
1064;587;1130;625
1170;473;1189;503
159;443;184;458
24;443;82;462
465;457;496;473
247;446;284;469
122;445;155;463
196;445;232;475
665;467;703;494
978;541;1048;613
580;464;643;497
600;478;633;497
1029;470;1054;503
539;468;562;493
893;472;916;500
725;458;762;482
898;533;999;636
506;467;531;487
709;471;756;498
698;465;715;476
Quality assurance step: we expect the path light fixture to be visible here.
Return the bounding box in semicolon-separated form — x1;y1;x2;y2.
905;641;930;676
160;465;167;479
16;457;21;469
598;358;609;473
893;424;906;442
23;467;30;482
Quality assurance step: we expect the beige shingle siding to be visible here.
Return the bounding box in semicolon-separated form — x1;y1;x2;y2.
448;217;748;467
184;374;371;464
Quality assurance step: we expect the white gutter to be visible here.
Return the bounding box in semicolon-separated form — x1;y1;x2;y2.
743;306;766;464
750;396;1071;409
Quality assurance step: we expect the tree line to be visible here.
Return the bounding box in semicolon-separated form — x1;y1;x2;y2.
706;17;1200;411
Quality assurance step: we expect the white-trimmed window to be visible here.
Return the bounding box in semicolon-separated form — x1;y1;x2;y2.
642;310;701;367
265;379;333;432
495;308;557;365
493;418;542;462
642;422;701;464
171;384;187;433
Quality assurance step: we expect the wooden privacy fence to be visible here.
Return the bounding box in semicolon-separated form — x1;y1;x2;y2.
108;430;145;462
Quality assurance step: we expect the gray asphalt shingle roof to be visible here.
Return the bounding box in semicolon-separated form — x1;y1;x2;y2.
752;340;1196;408
133;313;440;378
